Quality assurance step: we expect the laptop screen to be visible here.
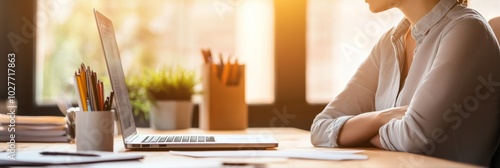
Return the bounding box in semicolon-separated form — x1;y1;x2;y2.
94;9;137;139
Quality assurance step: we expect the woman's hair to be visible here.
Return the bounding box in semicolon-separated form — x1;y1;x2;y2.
458;0;468;6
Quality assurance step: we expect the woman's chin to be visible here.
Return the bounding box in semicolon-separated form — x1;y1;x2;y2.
368;5;388;13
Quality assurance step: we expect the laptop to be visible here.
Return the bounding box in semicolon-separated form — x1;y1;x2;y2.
93;9;278;150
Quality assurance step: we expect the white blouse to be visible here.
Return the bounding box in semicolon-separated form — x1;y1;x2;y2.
310;0;500;166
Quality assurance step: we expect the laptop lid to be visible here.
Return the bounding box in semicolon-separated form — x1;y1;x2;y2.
94;9;137;140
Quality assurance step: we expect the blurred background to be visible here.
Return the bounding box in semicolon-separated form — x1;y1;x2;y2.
1;0;498;130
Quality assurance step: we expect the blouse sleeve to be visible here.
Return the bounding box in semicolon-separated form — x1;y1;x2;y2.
310;30;391;147
379;16;500;153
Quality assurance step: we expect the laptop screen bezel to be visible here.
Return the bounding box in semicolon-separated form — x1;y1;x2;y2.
94;9;137;141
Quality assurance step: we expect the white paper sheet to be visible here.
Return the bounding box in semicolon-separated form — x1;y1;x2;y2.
0;151;144;166
61;159;222;168
170;150;368;161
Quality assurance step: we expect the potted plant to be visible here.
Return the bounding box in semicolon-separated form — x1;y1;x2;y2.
144;67;198;130
126;75;151;127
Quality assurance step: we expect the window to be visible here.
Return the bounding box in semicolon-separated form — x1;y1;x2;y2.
36;0;274;105
306;0;402;103
469;0;500;21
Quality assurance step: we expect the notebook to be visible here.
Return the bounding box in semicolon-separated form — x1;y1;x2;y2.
93;9;278;150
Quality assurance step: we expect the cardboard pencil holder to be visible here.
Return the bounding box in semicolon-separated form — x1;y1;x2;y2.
200;64;247;130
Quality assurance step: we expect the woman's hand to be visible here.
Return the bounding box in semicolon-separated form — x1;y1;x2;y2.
376;105;408;125
369;105;408;149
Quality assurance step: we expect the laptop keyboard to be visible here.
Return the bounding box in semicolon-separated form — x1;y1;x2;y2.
142;136;216;143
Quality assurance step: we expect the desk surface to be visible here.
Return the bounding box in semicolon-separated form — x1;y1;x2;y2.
3;127;477;167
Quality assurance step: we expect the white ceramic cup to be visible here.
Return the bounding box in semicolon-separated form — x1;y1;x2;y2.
76;111;114;152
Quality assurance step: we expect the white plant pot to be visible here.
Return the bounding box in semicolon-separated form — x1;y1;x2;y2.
150;100;193;130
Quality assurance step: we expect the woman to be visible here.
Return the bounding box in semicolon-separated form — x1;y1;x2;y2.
310;0;500;166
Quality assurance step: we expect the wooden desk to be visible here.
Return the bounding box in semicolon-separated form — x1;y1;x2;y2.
2;127;477;167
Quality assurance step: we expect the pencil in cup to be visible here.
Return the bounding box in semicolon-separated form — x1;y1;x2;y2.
73;64;114;111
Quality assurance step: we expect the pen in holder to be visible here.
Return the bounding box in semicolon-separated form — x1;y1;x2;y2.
200;64;248;130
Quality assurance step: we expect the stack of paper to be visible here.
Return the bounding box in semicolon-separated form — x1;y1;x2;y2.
0;114;68;142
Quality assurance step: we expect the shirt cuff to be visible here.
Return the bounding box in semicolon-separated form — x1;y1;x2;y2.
329;115;354;147
379;118;398;151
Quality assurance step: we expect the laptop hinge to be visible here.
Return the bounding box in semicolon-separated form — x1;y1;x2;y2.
124;132;139;143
